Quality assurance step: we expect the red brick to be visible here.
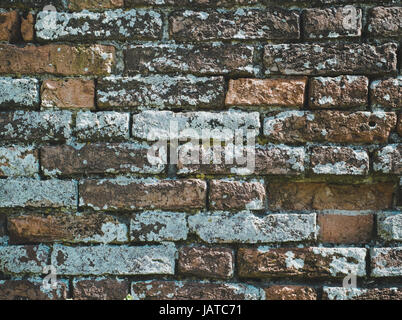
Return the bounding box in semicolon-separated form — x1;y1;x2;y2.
73;279;129;300
0;280;67;300
68;0;124;10
264;285;317;300
0;11;20;42
368;7;402;38
371;78;401;109
21;12;34;42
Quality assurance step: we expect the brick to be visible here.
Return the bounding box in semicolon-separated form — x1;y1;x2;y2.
75;111;129;142
0;145;38;177
310;146;369;175
377;212;402;241
225;78;307;107
368;7;402;38
188;212;316;243
0;44;115;76
21;12;34;41
73;278;128;300
0;179;77;210
178;247;234;279
0;111;72;143
209;180;266;211
303;7;362;39
51;243;176;275
130;211;188;242
69;0;124;10
371;77;401;109
35;9;162;41
0;0;66;9
126;0;259;6
318;214;374;244
169;9;299;41
268;182;394;211
238;247;366;278
371;248;402;277
309;76;368;109
0;77;39;108
41;79;95;110
0;10;20;42
0;279;68;300
131;280;263;300
0;214;6;240
373;144;402;174
132;110;260;141
264;285;317;300
125;43;255;76
324;287;402;300
41;143;166;177
264;43;397;76
398;114;402;136
0;245;49;275
80;178;206;211
97;75;225;109
263;111;397;144
7;213;128;244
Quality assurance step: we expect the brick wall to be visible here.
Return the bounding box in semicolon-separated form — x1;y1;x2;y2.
0;0;401;300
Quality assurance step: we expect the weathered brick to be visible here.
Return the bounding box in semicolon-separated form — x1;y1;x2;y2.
377;212;402;241
7;213;128;244
0;0;66;9
209;180;266;211
178;247;234;279
126;0;259;6
324;287;402;300
0;44;115;75
0;179;77;210
318;214;374;244
371;248;402;277
264;43;397;76
51;243;176;275
41;79;95;110
131;280;263;300
238;247;366;278
188;212;316;243
0;214;6;240
0;145;38;177
310;146;369;175
309;76;368;109
373;144;402;174
74;111;129;142
0;10;20;42
225;78;307;107
0;279;68;300
371;77;401;109
35;9;162;41
80;178;206;211
73;278;128;300
0;77;39;108
97;75;225;109
368;7;402;38
130;211;188;242
125;43;255;76
264;285;317;300
398;114;402;136
170;9;299;41
303;7;362;39
69;0;124;11
268;182;394;211
21;12;34;41
263;111;397;144
0;245;49;275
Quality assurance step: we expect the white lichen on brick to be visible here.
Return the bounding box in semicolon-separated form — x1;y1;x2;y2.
285;251;305;270
0;245;49;275
263;111;305;136
323;287;368;300
0;78;39;107
373;144;401;173
0;145;38;177
371;247;402;277
378;212;402;241
81;221;128;244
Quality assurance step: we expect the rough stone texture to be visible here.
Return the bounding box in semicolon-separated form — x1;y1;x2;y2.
0;279;68;300
169;9;300;41
303;7;362;39
21;13;34;42
0;10;20;42
69;0;124;11
238;247;367;278
378;213;402;242
310;146;369;175
371;248;402;277
0;214;6;240
131;281;263;300
0;245;49;274
263;111;397;144
264;43;397;76
318;214;374;244
51;243;176;275
0;78;39;108
268;182;394;211
309;76;368;109
225;78;307;107
264;285;317;300
97;75;225;109
0;0;66;9
0;44;115;75
127;0;259;6
188;212;316;243
209;180;266;211
80;178;206;211
41;79;95;110
324;287;402;300
371;77;401;109
398;114;402;136
178;247;234;279
7;213;128;244
130;211;188;242
125;43;255;76
73;278;128;300
368;7;402;38
0;145;39;177
373;144;402;174
35;10;162;41
0;179;77;210
41;143;165;177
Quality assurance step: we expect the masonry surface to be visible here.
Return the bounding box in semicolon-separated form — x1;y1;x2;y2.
0;0;401;301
